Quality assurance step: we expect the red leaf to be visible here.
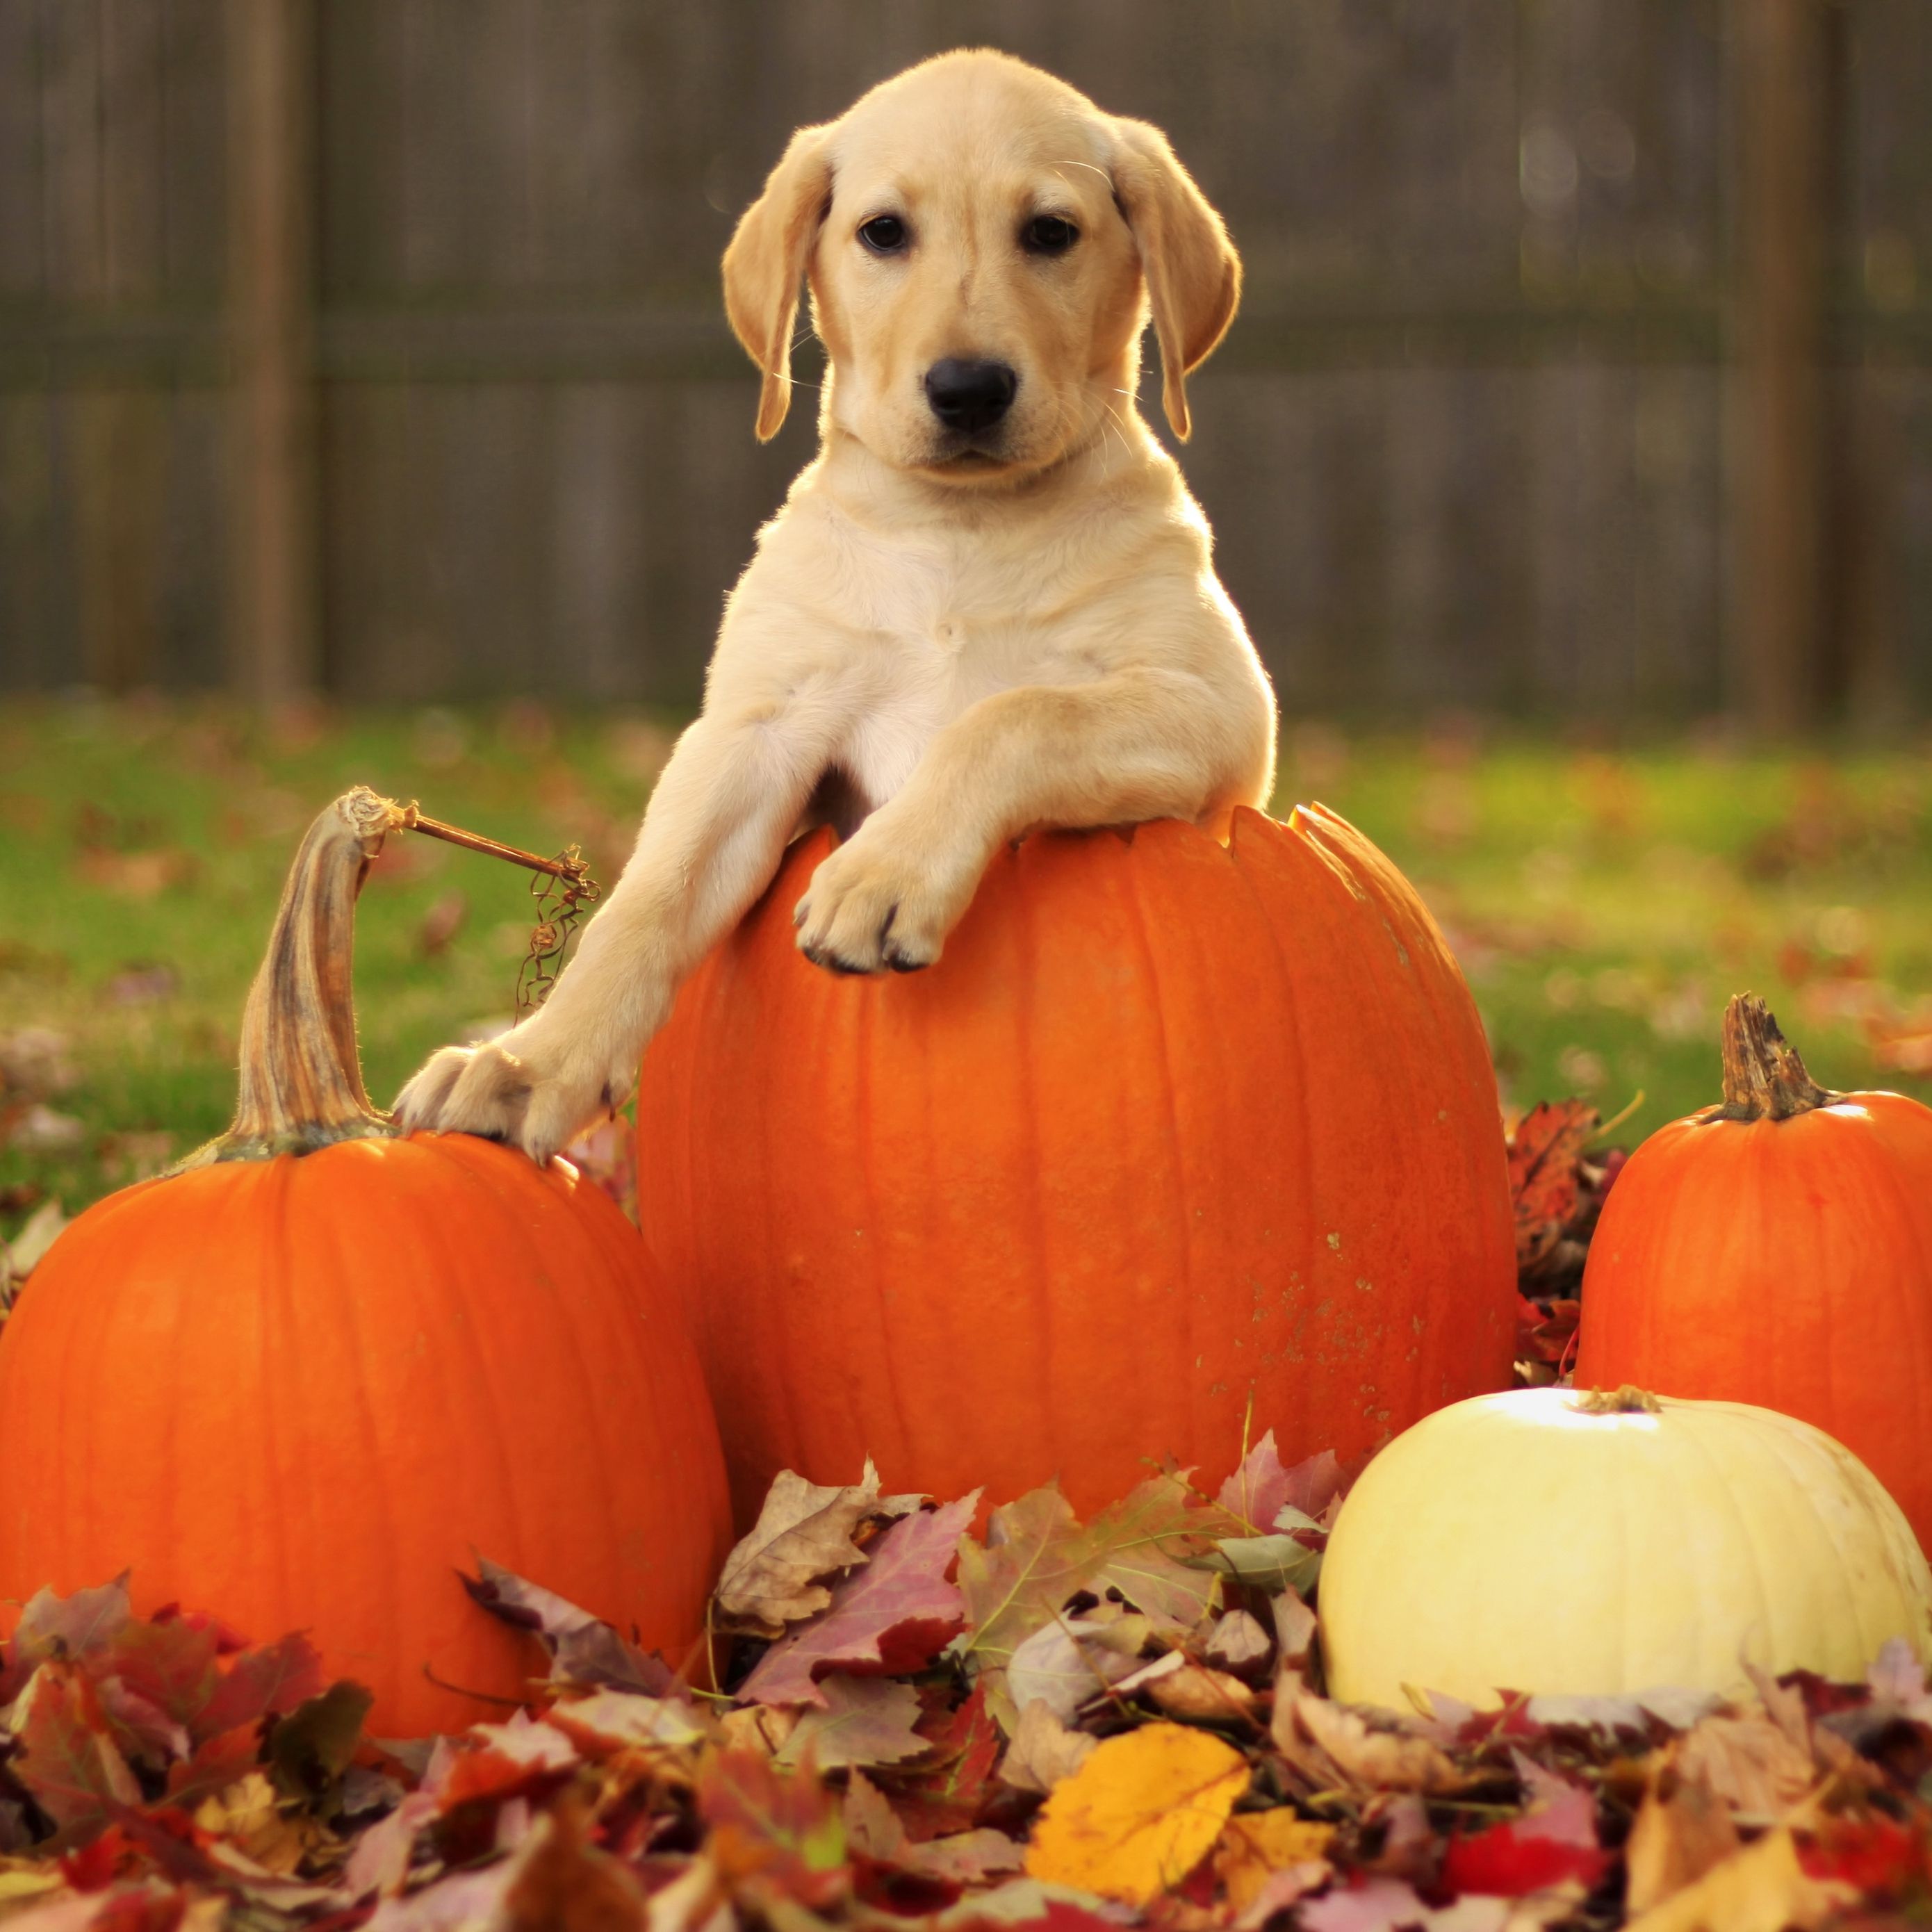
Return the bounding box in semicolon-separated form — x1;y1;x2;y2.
1441;1783;1609;1898
99;1617;220;1738
1507;1100;1598;1268
163;1724;263;1810
1215;1434;1346;1533
1799;1816;1929;1897
10;1662;142;1841
193;1631;325;1739
1;1580;132;1702
742;1497;978;1706
461;1557;671;1694
893;1685;1002;1841
699;1749;849;1912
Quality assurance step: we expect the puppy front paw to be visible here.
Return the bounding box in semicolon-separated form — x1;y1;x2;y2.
792;830;972;976
393;1023;624;1165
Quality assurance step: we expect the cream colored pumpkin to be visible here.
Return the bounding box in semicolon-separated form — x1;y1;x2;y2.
1318;1386;1932;1712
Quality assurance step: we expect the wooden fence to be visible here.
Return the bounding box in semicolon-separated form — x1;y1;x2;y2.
1;0;1929;721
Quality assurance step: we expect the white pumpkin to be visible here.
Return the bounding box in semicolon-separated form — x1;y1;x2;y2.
1318;1385;1932;1712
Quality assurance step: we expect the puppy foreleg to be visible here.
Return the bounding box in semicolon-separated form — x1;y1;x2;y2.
396;701;842;1160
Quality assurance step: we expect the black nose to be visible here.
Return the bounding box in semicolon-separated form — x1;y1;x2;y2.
924;359;1017;434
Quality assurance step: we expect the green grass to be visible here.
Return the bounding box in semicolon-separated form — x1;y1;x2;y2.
2;697;1929;1241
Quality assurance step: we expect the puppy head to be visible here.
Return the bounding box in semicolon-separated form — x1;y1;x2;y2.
723;51;1240;481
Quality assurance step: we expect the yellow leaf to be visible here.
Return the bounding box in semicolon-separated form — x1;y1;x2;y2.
1625;1828;1853;1932
1024;1721;1250;1906
1216;1811;1336;1912
0;1869;64;1904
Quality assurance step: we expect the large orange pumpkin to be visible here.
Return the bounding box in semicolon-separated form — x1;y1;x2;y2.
0;789;732;1737
1575;993;1932;1548
637;805;1516;1523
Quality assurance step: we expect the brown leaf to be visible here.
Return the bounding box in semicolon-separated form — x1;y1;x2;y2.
956;1477;1220;1680
715;1464;917;1639
502;1799;646;1932
1674;1714;1813;1821
999;1699;1097;1796
1281;1696;1462;1795
772;1677;928;1772
461;1558;671;1693
1140;1663;1257;1724
843;1773;1021;1883
1204;1610;1274;1681
1625;1762;1741;1915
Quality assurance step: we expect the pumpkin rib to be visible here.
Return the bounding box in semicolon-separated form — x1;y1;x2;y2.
384;1147;541;1607
314;1154;411;1696
1121;837;1200;1446
1010;840;1064;1482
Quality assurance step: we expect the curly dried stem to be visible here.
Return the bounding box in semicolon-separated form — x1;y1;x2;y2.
1708;992;1840;1123
179;787;405;1168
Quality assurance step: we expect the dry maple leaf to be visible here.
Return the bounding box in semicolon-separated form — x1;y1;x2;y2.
843;1772;1022;1884
1215;1434;1347;1534
1024;1721;1250;1906
1507;1099;1598;1270
741;1495;978;1705
699;1746;848;1912
1003;1616;1144;1724
8;1663;142;1840
1000;1699;1099;1796
1673;1712;1814;1822
956;1477;1218;1679
1281;1696;1462;1796
1215;1811;1336;1913
715;1464;918;1639
462;1557;672;1694
772;1677;928;1773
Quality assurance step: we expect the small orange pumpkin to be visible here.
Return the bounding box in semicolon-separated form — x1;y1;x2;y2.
638;805;1516;1523
1575;994;1932;1549
0;790;732;1736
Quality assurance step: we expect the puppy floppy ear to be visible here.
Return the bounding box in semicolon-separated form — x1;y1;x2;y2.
723;125;834;441
1110;119;1241;441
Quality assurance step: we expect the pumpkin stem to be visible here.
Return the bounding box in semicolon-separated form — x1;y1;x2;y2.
1710;993;1840;1122
1573;1386;1662;1416
180;787;405;1167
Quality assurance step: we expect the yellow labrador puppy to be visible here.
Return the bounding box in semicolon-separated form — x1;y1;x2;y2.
398;49;1277;1159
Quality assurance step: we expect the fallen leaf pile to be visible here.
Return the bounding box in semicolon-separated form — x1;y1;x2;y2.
6;1435;1932;1932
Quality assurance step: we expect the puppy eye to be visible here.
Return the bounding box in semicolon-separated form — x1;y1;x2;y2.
858;215;909;255
1022;215;1079;256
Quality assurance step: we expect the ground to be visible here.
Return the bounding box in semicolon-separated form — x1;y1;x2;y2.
1;696;1928;1237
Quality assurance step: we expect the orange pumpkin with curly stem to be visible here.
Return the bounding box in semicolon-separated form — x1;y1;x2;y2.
0;790;732;1737
637;805;1516;1523
1576;994;1932;1548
